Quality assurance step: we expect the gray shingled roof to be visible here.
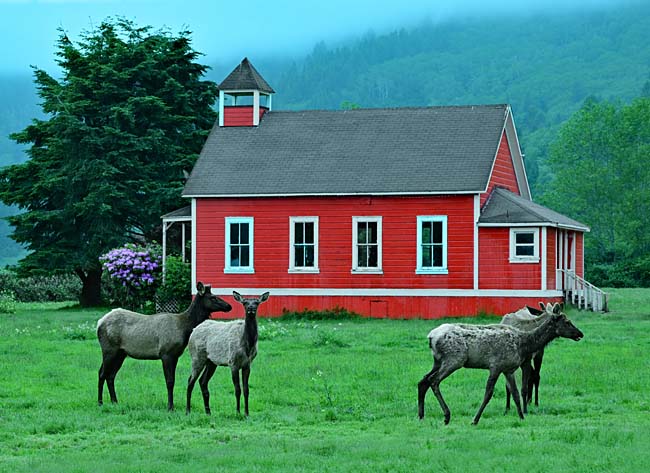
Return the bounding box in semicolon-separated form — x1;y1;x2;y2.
183;105;510;197
218;58;275;94
162;206;191;220
479;187;589;230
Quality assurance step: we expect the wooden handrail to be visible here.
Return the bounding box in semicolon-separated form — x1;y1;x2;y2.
557;269;608;312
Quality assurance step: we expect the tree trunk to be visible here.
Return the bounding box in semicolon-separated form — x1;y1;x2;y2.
75;267;103;307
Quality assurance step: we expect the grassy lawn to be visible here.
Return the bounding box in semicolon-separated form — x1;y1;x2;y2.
1;289;649;472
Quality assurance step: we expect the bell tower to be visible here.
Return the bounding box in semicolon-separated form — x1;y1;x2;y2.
218;58;275;127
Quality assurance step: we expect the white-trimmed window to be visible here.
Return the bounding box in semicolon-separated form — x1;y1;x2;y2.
225;217;254;273
289;217;319;273
417;216;448;274
510;227;540;263
352;216;382;273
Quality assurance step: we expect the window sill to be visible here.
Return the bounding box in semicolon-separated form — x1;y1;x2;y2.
288;268;320;274
416;268;448;275
351;269;384;275
509;258;540;264
224;268;255;274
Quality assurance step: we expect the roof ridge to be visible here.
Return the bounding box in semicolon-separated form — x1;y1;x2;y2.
264;104;509;114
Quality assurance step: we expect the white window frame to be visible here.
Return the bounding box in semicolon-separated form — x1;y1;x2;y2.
289;216;319;273
351;216;383;274
509;227;540;263
224;217;254;273
416;215;448;274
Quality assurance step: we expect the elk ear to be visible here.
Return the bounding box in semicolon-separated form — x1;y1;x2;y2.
545;302;554;313
260;292;270;303
233;291;243;303
539;302;546;312
197;282;206;296
552;302;562;314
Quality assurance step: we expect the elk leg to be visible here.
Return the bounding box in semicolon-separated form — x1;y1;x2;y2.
199;361;217;415
430;364;458;425
504;371;524;420
417;363;440;419
533;350;544;406
186;361;205;414
472;371;500;425
242;366;251;416
104;350;126;404
520;360;533;414
161;355;179;411
231;368;242;414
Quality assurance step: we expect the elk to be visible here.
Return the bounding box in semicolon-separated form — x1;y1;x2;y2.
97;282;232;410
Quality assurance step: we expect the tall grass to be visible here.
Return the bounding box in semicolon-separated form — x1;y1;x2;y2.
0;289;648;472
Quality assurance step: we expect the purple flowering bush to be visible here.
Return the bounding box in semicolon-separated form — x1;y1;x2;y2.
100;243;162;310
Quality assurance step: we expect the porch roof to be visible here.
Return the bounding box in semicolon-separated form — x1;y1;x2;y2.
479;188;589;231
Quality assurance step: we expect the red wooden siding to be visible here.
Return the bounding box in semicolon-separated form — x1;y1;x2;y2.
212;294;562;320
481;132;520;206
478;227;541;290
222;106;268;126
195;195;475;291
546;227;557;290
575;232;584;278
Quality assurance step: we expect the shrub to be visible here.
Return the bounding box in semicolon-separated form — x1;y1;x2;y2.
100;243;162;310
0;270;81;302
0;290;17;314
156;255;191;307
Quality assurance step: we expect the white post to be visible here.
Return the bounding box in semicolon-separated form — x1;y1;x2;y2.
541;226;547;291
162;222;168;283
182;222;186;263
253;90;260;126
473;194;479;290
191;198;197;294
218;90;225;127
268;93;273;111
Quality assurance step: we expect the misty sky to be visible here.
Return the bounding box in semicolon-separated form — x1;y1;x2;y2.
0;0;640;74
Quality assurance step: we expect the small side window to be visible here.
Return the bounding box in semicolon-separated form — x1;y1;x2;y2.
510;228;540;263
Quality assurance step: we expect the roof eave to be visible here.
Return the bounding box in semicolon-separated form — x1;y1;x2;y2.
182;190;484;199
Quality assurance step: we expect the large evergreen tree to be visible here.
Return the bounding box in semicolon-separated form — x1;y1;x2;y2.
0;19;218;305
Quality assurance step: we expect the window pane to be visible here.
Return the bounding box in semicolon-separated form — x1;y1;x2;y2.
368;222;377;244
305;222;314;244
358;246;368;267
239;223;249;244
433;245;443;267
295;222;304;244
358;223;367;244
305;246;314;267
295;245;305;267
516;232;534;244
368;246;378;267
230;223;239;245
421;246;432;267
516;245;535;256
240;246;250;266
422;222;432;244
432;222;443;244
230;246;240;267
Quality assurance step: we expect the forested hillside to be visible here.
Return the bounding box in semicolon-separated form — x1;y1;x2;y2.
1;2;649;267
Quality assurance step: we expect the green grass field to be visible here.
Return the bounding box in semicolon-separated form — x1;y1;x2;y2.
1;289;649;472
